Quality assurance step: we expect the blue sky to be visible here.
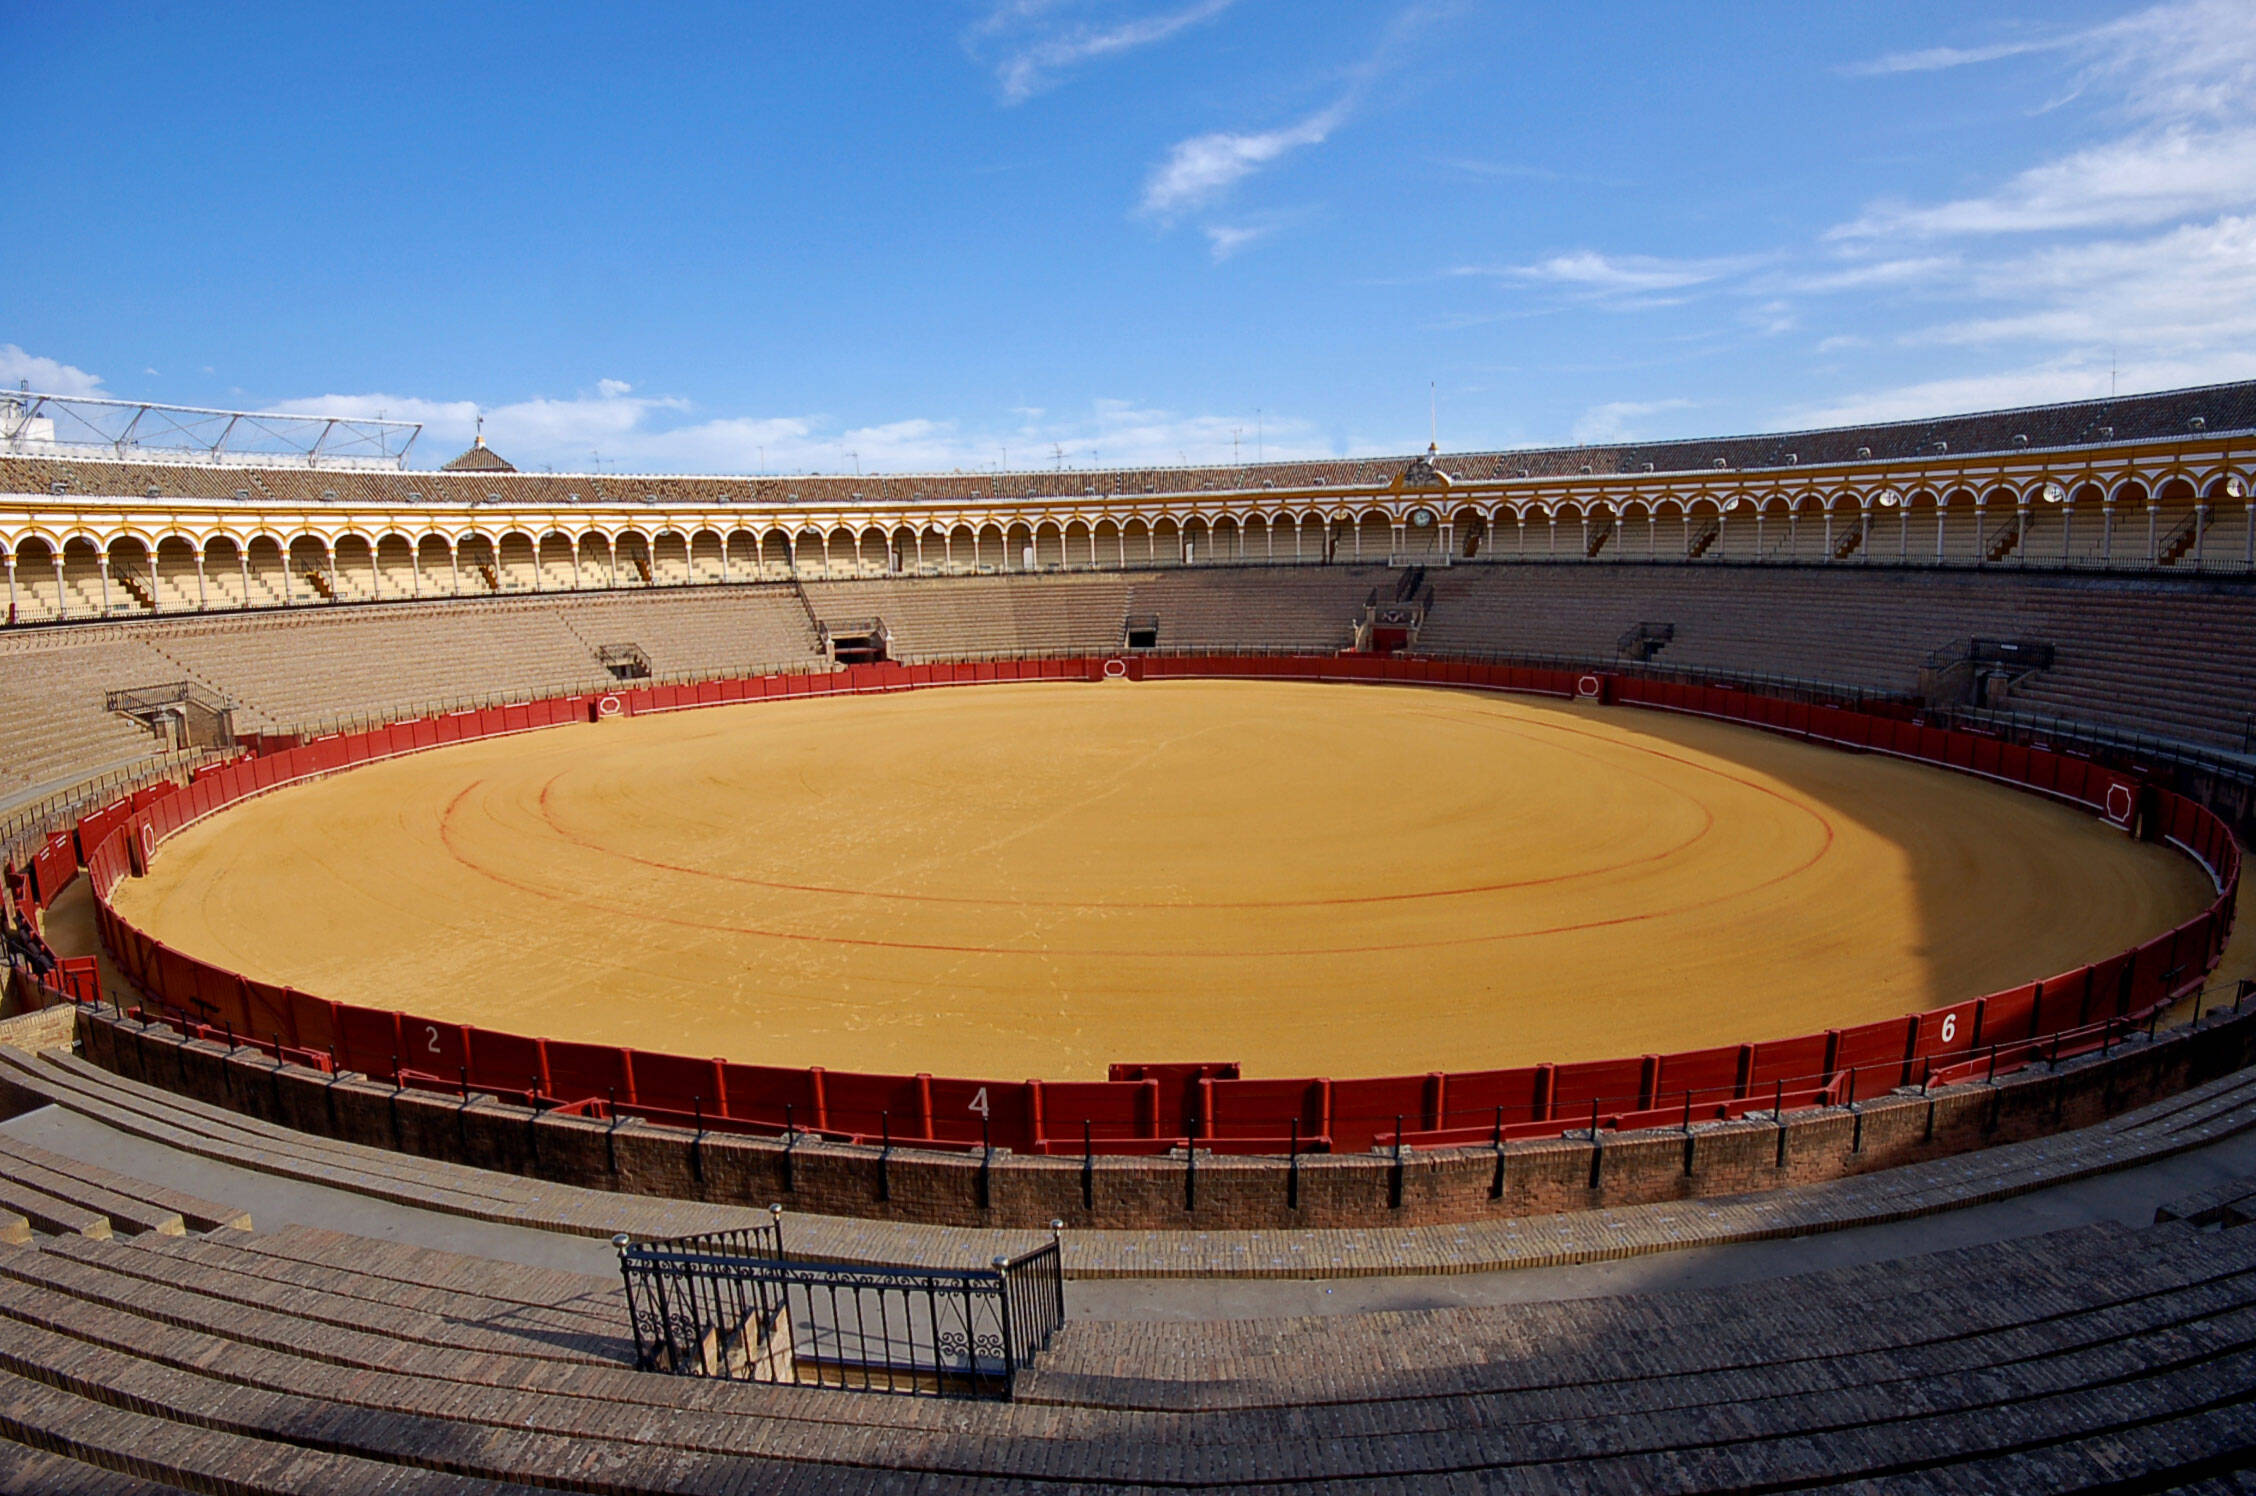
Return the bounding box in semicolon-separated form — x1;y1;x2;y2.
6;0;2254;473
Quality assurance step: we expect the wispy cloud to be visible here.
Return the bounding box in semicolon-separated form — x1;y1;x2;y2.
1844;35;2074;77
0;344;106;397
1142;100;1349;217
1899;215;2256;352
1455;251;1761;313
1830;125;2256;239
1786;0;2256;420
1138;2;1459;233
1781;351;2256;430
1785;255;1961;292
1204;222;1278;261
971;0;1234;104
261;381;1355;473
1571;398;1695;445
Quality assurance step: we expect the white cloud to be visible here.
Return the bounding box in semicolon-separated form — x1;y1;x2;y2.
1904;215;2256;351
1140;100;1349;218
1844;36;2073;76
1571;399;1694;445
1745;301;1797;336
1204;222;1277;261
267;382;691;465
0;344;105;396
1783;352;2256;429
1834;1;2256;242
1787;255;1960;292
978;0;1235;103
1134;3;1458;251
1831;125;2256;239
1696;0;2256;431
2073;0;2256;121
264;382;1350;474
1842;0;2256;109
1460;251;1758;310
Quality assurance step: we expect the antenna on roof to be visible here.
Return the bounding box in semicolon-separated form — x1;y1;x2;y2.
1429;381;1438;455
474;410;485;449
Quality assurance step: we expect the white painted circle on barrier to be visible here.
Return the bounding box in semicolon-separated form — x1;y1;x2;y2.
1576;674;1601;698
597;694;623;718
2105;783;2135;825
139;824;155;859
1102;658;1129;679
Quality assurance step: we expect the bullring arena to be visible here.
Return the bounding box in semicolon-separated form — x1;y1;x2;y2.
112;679;2211;1078
3;381;2256;1489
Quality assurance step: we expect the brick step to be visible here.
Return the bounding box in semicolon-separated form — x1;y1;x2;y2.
0;1364;544;1496
3;1250;2255;1490
4;1222;2256;1483
0;1297;993;1494
0;1134;248;1234
0;1155;181;1238
0;1178;108;1241
0;1433;198;1494
235;1222;617;1313
1027;1226;2256;1411
45;1234;627;1366
20;1047;759;1241
0;1050;555;1222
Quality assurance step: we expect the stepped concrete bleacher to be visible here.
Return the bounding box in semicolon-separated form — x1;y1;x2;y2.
0;631;179;801
803;572;1137;659
6;1010;2256;1490
1420;565;2256;753
2;567;2254;798
4;496;2256;1482
0;1173;2249;1488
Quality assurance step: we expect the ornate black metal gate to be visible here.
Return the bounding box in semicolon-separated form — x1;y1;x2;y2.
616;1215;1065;1400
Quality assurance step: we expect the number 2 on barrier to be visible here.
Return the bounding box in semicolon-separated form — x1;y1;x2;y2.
426;1024;442;1055
968;1086;990;1117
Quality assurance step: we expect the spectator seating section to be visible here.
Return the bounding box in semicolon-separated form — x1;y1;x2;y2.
6;566;2256;803
0;1188;2248;1488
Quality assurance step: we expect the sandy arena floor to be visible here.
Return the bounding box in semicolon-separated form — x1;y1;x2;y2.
108;680;2215;1080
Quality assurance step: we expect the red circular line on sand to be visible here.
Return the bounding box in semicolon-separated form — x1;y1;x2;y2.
435;732;1840;960
522;701;1738;911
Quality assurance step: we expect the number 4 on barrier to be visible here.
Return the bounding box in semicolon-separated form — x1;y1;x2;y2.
968;1086;990;1117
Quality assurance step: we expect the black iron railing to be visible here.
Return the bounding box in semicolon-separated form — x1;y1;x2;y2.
615;1213;1065;1400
